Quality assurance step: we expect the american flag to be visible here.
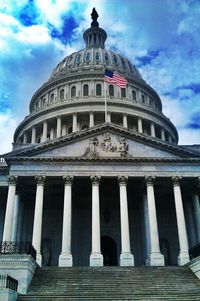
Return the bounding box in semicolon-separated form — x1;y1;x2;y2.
104;69;127;88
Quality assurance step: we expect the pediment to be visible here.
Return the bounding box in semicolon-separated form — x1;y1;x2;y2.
5;124;200;161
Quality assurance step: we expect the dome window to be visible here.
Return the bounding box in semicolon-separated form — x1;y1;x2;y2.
60;89;64;101
95;52;100;62
104;53;109;63
113;55;118;65
86;52;91;62
141;94;145;103
76;54;81;64
96;84;102;96
121;57;126;68
109;85;114;97
50;93;55;102
132;90;136;100
67;56;73;66
83;84;89;96
71;86;76;97
121;88;126;98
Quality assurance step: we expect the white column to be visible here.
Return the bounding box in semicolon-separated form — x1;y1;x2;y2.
118;176;134;266
143;193;151;264
32;176;46;266
90;176;103;266
72;113;77;133
62;124;67;136
145;176;164;266
185;201;196;247
123;114;128;128
42;121;47;142
150;122;156;138
3;176;17;241
17;201;24;241
172;177;190;265
50;128;54;140
23;132;27;144
138;117;143;133
59;176;73;266
161;128;165;141
57;116;61;138
31;127;36;144
89;112;94;127
168;135;172;143
107;112;111;123
192;192;200;243
11;194;20;241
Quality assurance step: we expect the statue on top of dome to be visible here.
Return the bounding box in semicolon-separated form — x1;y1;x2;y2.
91;7;99;27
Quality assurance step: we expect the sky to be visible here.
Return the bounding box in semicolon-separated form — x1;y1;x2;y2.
0;0;200;154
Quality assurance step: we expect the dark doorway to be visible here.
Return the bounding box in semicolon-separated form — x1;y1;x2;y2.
101;236;117;266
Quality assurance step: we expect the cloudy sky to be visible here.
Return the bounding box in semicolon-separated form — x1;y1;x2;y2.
0;0;200;154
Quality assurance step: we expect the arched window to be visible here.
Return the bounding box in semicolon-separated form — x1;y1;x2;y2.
60;89;64;101
109;85;114;97
83;84;89;96
71;86;76;97
132;90;136;100
141;94;145;103
121;88;126;98
96;84;102;96
50;93;55;102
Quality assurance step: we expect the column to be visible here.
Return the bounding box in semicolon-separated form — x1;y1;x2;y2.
107;112;111;123
32;176;46;266
192;191;200;243
59;176;73;266
118;176;134;266
161;128;165;141
145;176;164;266
23;132;27;144
57;116;61;138
143;193;151;264
172;176;190;265
150;122;156;138
72;113;77;133
62;124;67;136
89;112;94;127
138;117;143;133
11;194;20;241
31;127;36;144
90;176;103;266
42;121;47;142
185;201;196;247
123;114;128;128
3;176;17;241
50;128;54;140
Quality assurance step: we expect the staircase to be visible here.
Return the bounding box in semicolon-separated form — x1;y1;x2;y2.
18;266;200;300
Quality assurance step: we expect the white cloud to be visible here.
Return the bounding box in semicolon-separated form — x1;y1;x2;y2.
0;110;18;154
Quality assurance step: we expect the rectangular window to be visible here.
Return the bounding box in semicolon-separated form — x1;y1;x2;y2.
121;88;126;98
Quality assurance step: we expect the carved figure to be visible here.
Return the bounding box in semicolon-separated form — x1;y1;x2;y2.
118;137;129;157
84;137;99;158
101;133;117;152
91;8;99;27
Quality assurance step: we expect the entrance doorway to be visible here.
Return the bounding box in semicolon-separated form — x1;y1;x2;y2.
101;236;117;266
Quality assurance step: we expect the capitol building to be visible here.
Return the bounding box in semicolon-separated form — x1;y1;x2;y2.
0;8;200;300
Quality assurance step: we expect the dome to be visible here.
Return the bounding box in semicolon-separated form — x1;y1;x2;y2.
13;8;178;147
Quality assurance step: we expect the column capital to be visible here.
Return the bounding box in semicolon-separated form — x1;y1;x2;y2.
91;175;101;185
35;176;46;185
8;175;18;185
172;176;182;186
118;176;128;185
145;176;155;186
63;176;73;186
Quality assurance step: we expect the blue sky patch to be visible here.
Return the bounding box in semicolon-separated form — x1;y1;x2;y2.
50;15;78;44
18;0;39;26
136;50;160;66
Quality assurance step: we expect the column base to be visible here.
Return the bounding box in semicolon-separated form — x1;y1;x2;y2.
178;252;190;266
120;252;134;266
59;253;73;267
148;252;165;266
36;253;42;267
90;252;103;266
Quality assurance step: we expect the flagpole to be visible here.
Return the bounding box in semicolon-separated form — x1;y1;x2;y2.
104;80;107;123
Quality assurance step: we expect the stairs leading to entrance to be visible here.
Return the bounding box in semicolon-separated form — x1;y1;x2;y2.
18;266;200;300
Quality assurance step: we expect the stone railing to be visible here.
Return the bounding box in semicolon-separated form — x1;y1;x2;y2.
0;274;18;291
0;241;36;260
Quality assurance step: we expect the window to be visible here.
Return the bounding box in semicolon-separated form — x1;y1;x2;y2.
82;124;88;130
71;86;76;97
121;88;126;98
60;89;64;100
109;85;114;97
50;93;55;102
132;90;136;100
96;84;102;96
83;84;89;96
141;94;145;103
